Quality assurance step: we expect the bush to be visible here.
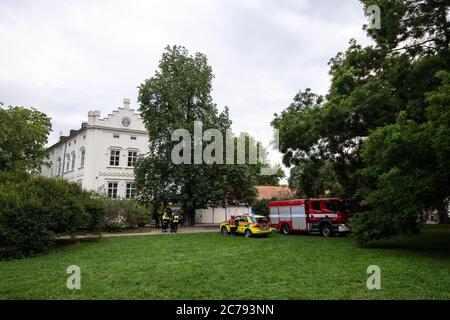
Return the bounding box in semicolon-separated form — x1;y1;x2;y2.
102;199;150;231
0;173;104;256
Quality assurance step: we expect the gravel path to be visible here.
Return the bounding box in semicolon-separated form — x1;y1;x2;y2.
56;226;218;240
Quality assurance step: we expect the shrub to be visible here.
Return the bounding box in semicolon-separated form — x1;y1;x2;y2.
0;173;104;257
102;199;150;231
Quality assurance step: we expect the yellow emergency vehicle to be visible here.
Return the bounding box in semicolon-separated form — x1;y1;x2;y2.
219;214;272;238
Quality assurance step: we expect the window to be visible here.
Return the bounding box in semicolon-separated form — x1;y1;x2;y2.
311;201;321;211
71;152;76;170
110;149;120;166
107;182;118;198
80;149;85;167
325;201;336;212
126;182;135;198
113;134;120;139
131;136;137;140
128;151;137;167
57;158;61;175
66;154;70;172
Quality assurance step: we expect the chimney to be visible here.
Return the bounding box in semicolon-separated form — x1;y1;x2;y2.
87;110;101;125
123;98;130;110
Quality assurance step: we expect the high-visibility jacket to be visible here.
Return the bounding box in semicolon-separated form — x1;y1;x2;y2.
162;213;170;221
172;214;179;223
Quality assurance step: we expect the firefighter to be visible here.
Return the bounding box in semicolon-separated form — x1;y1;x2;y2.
171;211;180;233
179;209;184;227
158;202;166;227
161;210;170;233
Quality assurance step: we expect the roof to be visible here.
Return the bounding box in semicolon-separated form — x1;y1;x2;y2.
47;126;87;151
256;185;294;200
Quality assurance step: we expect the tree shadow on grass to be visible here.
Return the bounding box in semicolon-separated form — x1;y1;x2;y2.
363;225;450;259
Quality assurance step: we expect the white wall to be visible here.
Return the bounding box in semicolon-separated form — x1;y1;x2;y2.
195;206;251;224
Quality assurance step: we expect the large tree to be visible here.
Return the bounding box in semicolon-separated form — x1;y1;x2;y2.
0;103;52;173
272;0;450;243
236;132;285;186
135;46;258;224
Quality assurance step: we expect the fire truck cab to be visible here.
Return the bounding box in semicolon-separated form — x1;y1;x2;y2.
269;198;353;237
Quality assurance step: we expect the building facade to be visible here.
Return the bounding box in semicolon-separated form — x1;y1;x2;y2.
41;98;254;224
41;98;149;199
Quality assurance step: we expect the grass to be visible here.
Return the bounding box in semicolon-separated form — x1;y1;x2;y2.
0;225;449;299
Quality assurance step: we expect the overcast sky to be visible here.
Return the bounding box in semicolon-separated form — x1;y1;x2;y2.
0;0;372;173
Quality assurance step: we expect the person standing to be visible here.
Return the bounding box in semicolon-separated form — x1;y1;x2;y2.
161;211;170;233
158;202;166;229
171;211;180;233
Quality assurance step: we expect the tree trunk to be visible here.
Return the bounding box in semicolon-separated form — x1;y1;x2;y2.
438;206;450;224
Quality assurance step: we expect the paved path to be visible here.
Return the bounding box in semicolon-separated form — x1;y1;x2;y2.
56;226;218;241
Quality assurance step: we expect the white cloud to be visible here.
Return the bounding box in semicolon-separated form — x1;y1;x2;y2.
0;0;373;179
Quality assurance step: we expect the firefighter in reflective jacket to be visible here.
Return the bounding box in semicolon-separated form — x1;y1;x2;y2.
171;212;180;233
161;211;170;233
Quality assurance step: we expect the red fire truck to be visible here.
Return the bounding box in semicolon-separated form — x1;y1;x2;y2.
268;198;355;237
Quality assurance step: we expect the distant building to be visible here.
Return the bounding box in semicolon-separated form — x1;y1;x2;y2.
40;98;149;199
255;185;293;200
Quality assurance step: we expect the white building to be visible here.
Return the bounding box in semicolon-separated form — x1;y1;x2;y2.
41;98;149;199
41;98;251;224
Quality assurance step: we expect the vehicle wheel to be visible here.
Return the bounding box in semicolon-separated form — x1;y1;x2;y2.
281;224;290;235
320;224;334;237
244;229;252;238
221;226;228;236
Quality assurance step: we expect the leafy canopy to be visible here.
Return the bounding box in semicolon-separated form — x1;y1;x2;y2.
0;104;52;173
272;0;450;242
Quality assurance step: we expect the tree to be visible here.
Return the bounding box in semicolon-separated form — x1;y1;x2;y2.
235;132;285;186
0;104;52;173
135;46;257;224
272;0;450;243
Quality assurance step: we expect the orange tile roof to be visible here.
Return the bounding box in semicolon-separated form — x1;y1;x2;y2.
256;186;294;200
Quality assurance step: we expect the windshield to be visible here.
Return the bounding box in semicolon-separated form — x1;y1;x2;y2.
336;199;358;213
252;217;269;224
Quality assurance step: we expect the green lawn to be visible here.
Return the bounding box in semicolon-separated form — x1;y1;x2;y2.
0;225;449;299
